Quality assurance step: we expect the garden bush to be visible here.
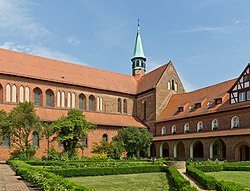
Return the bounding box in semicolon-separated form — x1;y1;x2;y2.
196;164;223;172
223;165;250;171
216;180;246;191
186;166;217;190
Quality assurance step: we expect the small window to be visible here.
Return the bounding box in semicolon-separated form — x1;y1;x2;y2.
215;98;222;105
174;83;178;91
102;134;108;142
143;100;147;120
206;101;212;106
118;98;121;113
82;136;88;148
123;99;127;113
46;89;54;107
171;125;176;134
239;92;245;102
178;107;184;112
184;123;189;133
161;127;166;135
212;119;219;130
167;81;171;90
171;79;175;90
195;102;201;109
89;95;95;111
2;134;10;148
231;116;239;128
32;131;39;148
197;121;203;132
247;91;250;101
33;88;42;106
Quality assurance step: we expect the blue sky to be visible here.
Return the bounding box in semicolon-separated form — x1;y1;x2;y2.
0;0;250;91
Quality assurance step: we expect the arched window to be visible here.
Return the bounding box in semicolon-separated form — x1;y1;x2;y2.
19;86;24;103
61;91;65;107
184;123;190;133
197;121;203;132
12;85;17;103
57;91;61;107
32;131;39;148
167;81;171;90
2;134;10;148
89;95;95;111
123;99;127;113
231;116;240;128
102;134;108;142
25;87;30;102
6;84;11;102
33;88;42;106
212;119;219;130
45;89;54;107
0;84;3;103
98;97;103;111
79;94;86;110
118;98;121;113
161;127;166;135
67;92;71;108
171;125;176;134
143;100;147;120
171;79;175;90
82;136;88;148
72;92;76;108
175;83;178;91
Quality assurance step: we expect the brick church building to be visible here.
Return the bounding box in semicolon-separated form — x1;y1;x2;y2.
0;25;249;161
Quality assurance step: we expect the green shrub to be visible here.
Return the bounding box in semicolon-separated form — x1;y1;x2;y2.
7;160;92;191
223;165;250;171
216;180;246;191
186;166;217;190
47;165;162;177
196;164;223;172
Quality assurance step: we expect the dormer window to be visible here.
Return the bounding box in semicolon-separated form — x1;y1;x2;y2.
215;98;222;105
195;102;201;109
178;107;184;112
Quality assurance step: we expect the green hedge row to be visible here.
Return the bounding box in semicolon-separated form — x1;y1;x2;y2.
223;165;250;171
47;165;163;177
187;165;246;191
7;160;92;191
195;164;223;172
186;166;217;190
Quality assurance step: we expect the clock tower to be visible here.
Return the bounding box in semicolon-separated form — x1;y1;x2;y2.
132;22;146;81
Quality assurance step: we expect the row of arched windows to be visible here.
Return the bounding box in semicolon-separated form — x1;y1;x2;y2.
167;79;178;91
4;84;30;103
117;98;127;113
161;116;240;135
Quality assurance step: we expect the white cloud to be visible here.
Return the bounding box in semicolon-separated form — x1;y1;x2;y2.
66;36;80;46
0;0;50;39
0;41;88;66
180;26;223;33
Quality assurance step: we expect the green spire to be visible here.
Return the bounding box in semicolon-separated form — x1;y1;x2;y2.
132;23;146;60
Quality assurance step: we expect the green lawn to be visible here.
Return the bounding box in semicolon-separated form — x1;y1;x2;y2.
206;171;250;189
67;172;171;191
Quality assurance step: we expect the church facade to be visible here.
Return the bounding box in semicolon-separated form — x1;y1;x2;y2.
0;25;249;161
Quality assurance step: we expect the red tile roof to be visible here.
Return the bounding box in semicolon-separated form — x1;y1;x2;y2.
153;128;250;141
0;104;146;128
156;79;239;123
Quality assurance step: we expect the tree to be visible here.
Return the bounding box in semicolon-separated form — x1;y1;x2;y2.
41;122;55;158
4;102;41;159
53;109;96;158
113;126;153;158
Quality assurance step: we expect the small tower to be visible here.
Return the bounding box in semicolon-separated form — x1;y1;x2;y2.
132;22;146;81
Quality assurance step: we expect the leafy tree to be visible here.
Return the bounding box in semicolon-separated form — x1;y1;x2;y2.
92;140;124;159
3;102;41;159
113;126;153;158
42;122;55;158
53;109;96;158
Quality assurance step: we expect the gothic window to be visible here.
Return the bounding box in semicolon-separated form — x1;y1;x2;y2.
171;125;176;134
19;86;24;103
57;91;61;107
25;87;30;102
2;134;10;148
33;88;42;106
171;79;175;90
79;94;86;110
118;98;121;113
61;91;65;107
6;84;10;102
12;85;17;103
142;100;147;120
0;84;3;103
32;131;39;148
72;92;76;108
231;116;240;128
97;97;103;111
184;123;189;133
197;121;204;132
175;82;178;91
212;119;219;130
161;127;166;135
167;81;171;90
89;95;95;111
123;99;127;113
67;92;71;108
46;89;54;107
102;134;108;142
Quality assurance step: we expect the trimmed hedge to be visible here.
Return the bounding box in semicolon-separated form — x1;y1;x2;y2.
216;180;246;191
186;166;217;190
223;165;250;171
47;165;163;177
196;164;223;172
7;160;92;191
